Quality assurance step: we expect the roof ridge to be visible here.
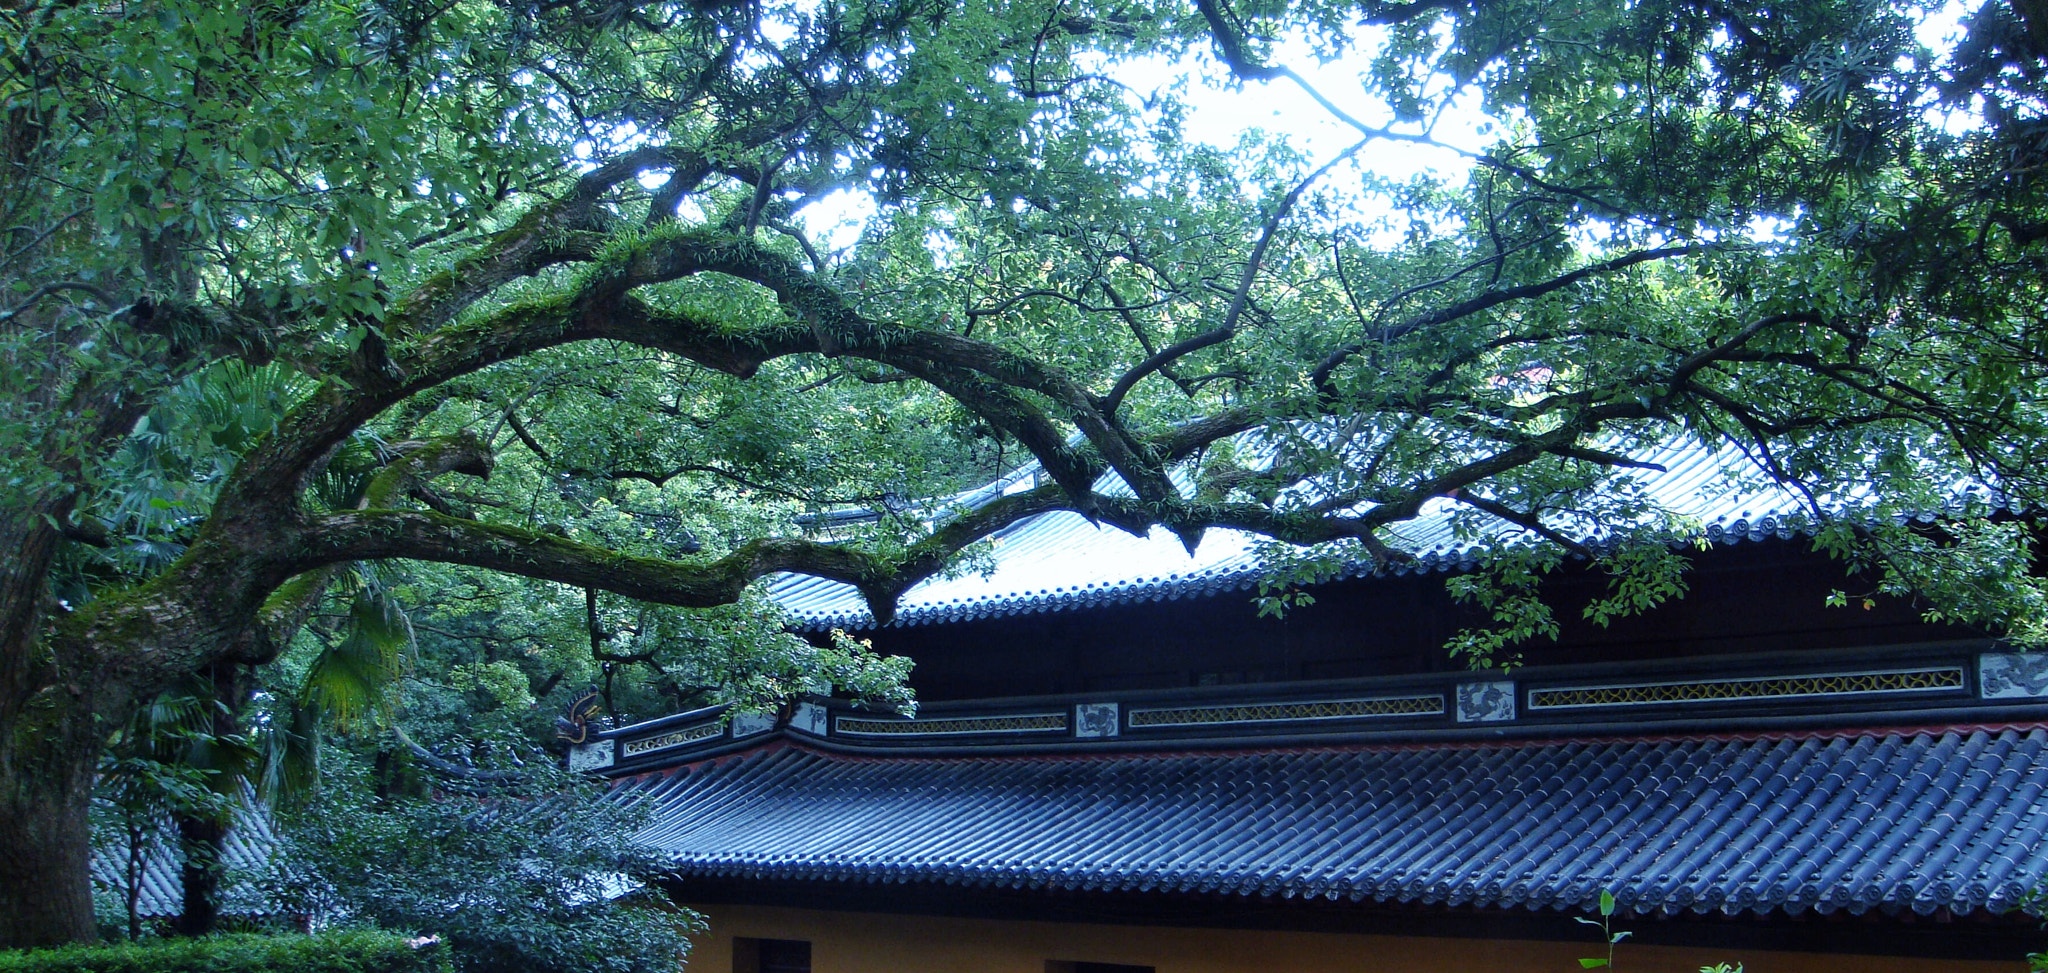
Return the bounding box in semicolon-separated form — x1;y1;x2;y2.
612;722;2048;773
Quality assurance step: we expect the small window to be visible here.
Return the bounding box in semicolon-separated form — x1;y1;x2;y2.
734;938;810;973
1046;963;1154;973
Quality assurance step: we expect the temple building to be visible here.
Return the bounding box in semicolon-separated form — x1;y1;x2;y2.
575;447;2048;973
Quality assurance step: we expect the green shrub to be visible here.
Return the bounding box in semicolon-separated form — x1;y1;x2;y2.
258;756;694;973
0;930;452;973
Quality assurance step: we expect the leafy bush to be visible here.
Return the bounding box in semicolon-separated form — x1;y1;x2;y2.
255;751;695;973
0;931;451;973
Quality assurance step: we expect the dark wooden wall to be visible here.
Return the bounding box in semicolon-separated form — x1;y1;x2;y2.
844;539;1975;701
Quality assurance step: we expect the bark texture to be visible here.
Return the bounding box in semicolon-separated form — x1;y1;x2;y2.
0;665;115;947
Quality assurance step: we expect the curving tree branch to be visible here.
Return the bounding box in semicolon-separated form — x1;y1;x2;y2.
1310;244;1717;395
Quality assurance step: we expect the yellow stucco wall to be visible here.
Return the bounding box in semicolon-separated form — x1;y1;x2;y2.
686;902;2027;973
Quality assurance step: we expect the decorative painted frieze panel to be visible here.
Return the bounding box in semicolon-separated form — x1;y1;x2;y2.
1527;666;1965;711
835;713;1068;736
793;702;830;735
621;722;722;758
1128;694;1442;729
567;739;615;772
730;712;777;738
1075;702;1120;738
1980;653;2048;699
1456;681;1516;723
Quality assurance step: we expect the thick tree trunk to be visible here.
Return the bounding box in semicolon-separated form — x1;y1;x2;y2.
0;735;103;946
0;491;294;948
0;497;198;948
0;500;102;945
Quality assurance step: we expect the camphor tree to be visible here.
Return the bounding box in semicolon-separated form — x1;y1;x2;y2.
5;0;2048;947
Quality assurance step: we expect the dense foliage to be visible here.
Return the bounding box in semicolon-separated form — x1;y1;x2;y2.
254;756;692;973
5;0;2048;948
0;931;452;973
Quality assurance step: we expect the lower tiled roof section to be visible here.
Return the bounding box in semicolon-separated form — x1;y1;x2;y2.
89;802;273;919
620;726;2048;918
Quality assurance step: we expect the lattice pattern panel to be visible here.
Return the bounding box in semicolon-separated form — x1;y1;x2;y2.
621;722;724;757
1128;694;1445;728
836;713;1068;736
1527;666;1966;711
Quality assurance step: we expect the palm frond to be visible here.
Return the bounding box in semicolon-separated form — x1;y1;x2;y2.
253;699;323;806
299;584;413;730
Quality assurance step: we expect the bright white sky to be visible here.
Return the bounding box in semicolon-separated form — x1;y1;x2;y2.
1128;38;1485;175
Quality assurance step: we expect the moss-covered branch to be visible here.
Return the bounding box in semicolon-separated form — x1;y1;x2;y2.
302;510;888;610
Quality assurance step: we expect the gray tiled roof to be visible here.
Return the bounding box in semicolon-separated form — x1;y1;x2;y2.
622;725;2048;917
768;442;1998;629
90;809;274;919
